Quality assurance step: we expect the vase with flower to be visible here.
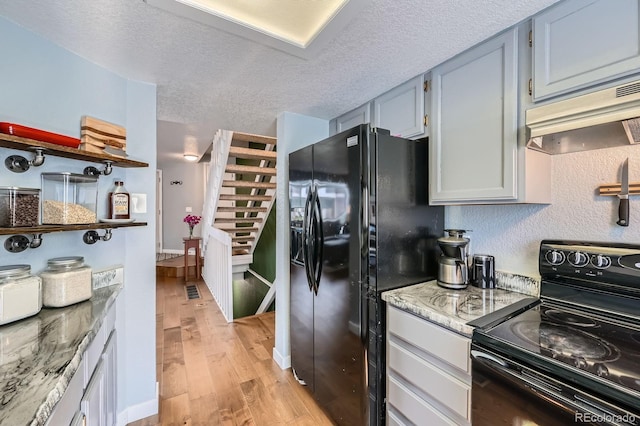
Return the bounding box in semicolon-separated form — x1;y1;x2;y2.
183;214;202;238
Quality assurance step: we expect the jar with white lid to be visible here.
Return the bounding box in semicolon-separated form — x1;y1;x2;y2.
0;265;42;325
40;257;92;308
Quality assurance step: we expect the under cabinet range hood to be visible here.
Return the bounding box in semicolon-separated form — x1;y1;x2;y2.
526;80;640;154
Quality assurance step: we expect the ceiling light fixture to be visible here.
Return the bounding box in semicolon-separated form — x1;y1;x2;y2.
143;0;366;59
183;136;199;162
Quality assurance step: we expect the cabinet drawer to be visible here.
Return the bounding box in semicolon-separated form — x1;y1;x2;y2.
387;306;470;374
85;304;116;386
388;341;470;420
387;376;457;426
387;408;408;426
46;357;85;426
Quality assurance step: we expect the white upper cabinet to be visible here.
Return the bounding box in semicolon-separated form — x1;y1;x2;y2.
431;27;518;203
430;24;551;205
335;102;371;133
533;0;640;101
374;74;426;138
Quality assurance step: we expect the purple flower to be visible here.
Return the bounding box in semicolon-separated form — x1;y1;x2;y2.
183;214;202;227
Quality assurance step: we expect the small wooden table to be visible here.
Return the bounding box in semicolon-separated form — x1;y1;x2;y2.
183;237;202;281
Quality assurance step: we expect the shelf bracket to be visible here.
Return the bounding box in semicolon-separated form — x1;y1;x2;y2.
83;229;113;244
4;234;43;252
4;148;46;173
84;160;113;176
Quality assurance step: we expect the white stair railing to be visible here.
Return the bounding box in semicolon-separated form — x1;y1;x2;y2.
202;225;233;322
202;130;234;322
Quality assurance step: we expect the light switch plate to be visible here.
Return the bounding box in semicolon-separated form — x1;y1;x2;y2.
186;206;192;212
131;193;147;214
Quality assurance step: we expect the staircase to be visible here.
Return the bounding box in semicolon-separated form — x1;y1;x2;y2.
201;130;276;322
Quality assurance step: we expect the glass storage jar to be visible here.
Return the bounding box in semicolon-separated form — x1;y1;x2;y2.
40;257;92;308
41;173;98;224
0;264;42;325
0;187;40;227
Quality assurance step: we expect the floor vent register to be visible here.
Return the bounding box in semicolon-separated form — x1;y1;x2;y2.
185;284;200;300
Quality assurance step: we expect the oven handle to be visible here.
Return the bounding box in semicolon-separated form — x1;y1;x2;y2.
470;350;508;367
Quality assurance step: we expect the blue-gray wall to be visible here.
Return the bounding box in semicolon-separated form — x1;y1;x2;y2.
0;16;157;422
274;111;329;368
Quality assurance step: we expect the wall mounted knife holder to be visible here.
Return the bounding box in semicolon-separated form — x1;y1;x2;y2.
598;182;640;196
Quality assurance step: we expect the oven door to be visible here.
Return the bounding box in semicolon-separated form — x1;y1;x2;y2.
471;345;639;426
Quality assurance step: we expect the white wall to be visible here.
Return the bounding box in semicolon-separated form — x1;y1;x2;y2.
0;16;157;422
446;145;640;278
273;112;329;368
157;159;205;251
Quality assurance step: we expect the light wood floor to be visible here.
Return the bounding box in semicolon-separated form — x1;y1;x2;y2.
128;276;335;426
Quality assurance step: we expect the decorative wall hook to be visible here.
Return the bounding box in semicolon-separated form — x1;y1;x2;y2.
83;229;113;244
83;160;113;176
4;148;46;173
3;234;44;252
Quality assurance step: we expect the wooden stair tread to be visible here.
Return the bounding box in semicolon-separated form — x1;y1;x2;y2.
219;194;271;201
225;163;277;176
232;236;255;242
233;245;253;250
228;146;277;161
222;180;276;189
215;217;264;223
231;132;277;146
215;226;259;233
217;206;268;213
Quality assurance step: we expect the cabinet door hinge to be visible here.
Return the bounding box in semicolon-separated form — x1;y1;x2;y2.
528;78;532;96
423;114;429;127
423;80;430;92
528;30;532;47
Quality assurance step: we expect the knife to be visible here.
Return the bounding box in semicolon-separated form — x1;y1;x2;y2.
617;158;630;227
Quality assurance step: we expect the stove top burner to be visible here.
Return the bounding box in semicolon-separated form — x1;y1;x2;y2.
544;309;598;327
511;321;618;363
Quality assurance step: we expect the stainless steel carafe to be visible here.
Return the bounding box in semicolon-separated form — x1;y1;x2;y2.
437;229;470;289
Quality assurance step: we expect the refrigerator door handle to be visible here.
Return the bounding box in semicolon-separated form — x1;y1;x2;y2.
313;189;324;294
302;189;314;292
360;286;368;344
361;184;370;344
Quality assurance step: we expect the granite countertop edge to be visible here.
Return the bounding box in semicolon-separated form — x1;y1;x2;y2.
30;283;123;426
381;280;533;337
382;290;476;336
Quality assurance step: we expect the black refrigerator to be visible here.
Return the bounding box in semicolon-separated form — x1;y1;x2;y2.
289;124;444;425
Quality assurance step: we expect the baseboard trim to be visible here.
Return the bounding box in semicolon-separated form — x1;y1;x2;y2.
116;382;159;426
162;249;183;255
273;347;291;369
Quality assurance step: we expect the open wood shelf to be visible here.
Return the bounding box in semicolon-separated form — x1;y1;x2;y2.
0;134;148;168
0;221;147;236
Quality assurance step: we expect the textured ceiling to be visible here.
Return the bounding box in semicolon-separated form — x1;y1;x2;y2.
0;0;561;161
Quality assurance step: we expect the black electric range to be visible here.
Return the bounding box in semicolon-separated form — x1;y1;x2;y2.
472;240;640;426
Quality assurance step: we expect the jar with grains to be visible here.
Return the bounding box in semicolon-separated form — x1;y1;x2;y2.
40;257;92;308
0;264;42;325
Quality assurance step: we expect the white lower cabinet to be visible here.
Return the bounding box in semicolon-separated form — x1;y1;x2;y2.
386;306;471;426
46;303;118;426
83;360;106;426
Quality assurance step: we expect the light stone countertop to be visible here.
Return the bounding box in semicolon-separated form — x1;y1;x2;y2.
0;283;122;426
382;280;533;337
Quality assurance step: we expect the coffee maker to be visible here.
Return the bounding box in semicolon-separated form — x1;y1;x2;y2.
437;229;470;289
